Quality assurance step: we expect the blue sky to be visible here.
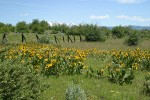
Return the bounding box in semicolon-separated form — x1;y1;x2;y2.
0;0;150;26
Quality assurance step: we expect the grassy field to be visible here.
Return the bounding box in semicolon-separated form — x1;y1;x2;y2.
0;33;150;100
40;72;148;100
0;33;150;50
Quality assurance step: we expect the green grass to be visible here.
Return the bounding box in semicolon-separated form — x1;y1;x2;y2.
40;71;149;100
0;33;149;50
0;33;150;100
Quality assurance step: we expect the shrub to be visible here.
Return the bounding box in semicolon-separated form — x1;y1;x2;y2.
85;30;107;42
107;63;134;85
65;82;87;100
124;31;140;46
111;26;125;38
16;21;29;33
0;59;46;100
51;30;58;34
141;75;150;96
111;26;130;38
86;67;104;79
38;36;54;44
140;59;150;71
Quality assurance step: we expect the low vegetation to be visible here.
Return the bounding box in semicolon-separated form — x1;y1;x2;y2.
0;19;150;99
0;42;149;99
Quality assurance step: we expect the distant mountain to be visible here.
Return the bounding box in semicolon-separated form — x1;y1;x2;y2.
106;26;150;30
130;26;150;30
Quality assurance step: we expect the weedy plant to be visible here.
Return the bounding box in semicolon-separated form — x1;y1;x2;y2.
38;35;54;44
0;59;47;100
65;82;87;100
140;59;150;71
86;67;104;79
141;74;150;96
107;63;134;85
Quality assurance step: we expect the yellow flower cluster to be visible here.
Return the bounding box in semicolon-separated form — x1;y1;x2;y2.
1;43;149;76
1;43;88;75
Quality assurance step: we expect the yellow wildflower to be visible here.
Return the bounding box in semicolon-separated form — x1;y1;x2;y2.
83;66;87;69
44;58;48;62
46;63;53;68
51;59;56;64
75;56;80;60
115;68;120;72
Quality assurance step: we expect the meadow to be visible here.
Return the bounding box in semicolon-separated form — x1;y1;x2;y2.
0;33;150;100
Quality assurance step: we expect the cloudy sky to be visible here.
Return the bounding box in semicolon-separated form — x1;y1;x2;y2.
0;0;150;26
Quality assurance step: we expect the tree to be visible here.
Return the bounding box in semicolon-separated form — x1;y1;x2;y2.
0;22;9;34
40;20;50;30
16;21;29;33
100;27;111;38
85;24;107;42
29;19;39;33
140;29;150;38
51;23;69;34
112;26;126;38
29;19;49;34
124;30;140;46
6;24;15;32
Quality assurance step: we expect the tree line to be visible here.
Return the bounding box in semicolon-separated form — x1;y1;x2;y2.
0;19;150;45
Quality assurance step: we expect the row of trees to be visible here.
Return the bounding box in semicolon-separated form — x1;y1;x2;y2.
0;22;15;33
0;19;150;43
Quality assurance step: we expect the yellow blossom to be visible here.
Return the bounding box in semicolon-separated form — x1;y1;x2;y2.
83;66;88;69
46;63;53;68
44;58;48;62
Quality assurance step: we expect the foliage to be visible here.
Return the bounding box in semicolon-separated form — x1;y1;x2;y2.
66;25;79;35
141;74;150;96
86;67;104;79
40;20;49;30
107;63;134;85
31;25;45;34
6;24;15;32
16;21;29;33
29;19;49;34
140;29;150;38
0;59;46;100
140;58;150;71
65;82;87;100
51;29;58;34
38;36;54;44
50;23;69;33
101;27;111;38
1;43;87;76
124;31;141;46
110;48;150;71
0;22;9;34
112;26;131;38
85;25;107;42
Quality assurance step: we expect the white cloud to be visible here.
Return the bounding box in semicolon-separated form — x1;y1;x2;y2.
48;22;54;26
114;0;146;4
48;21;78;26
19;13;29;17
89;15;110;20
116;15;150;22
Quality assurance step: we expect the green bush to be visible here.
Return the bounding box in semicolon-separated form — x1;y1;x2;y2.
140;59;150;71
111;26;130;38
85;30;106;42
65;82;87;100
51;30;58;34
141;75;150;96
38;36;54;44
0;60;46;100
107;63;134;85
124;31;140;46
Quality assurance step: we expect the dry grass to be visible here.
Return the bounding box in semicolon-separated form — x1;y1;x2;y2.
0;33;149;50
